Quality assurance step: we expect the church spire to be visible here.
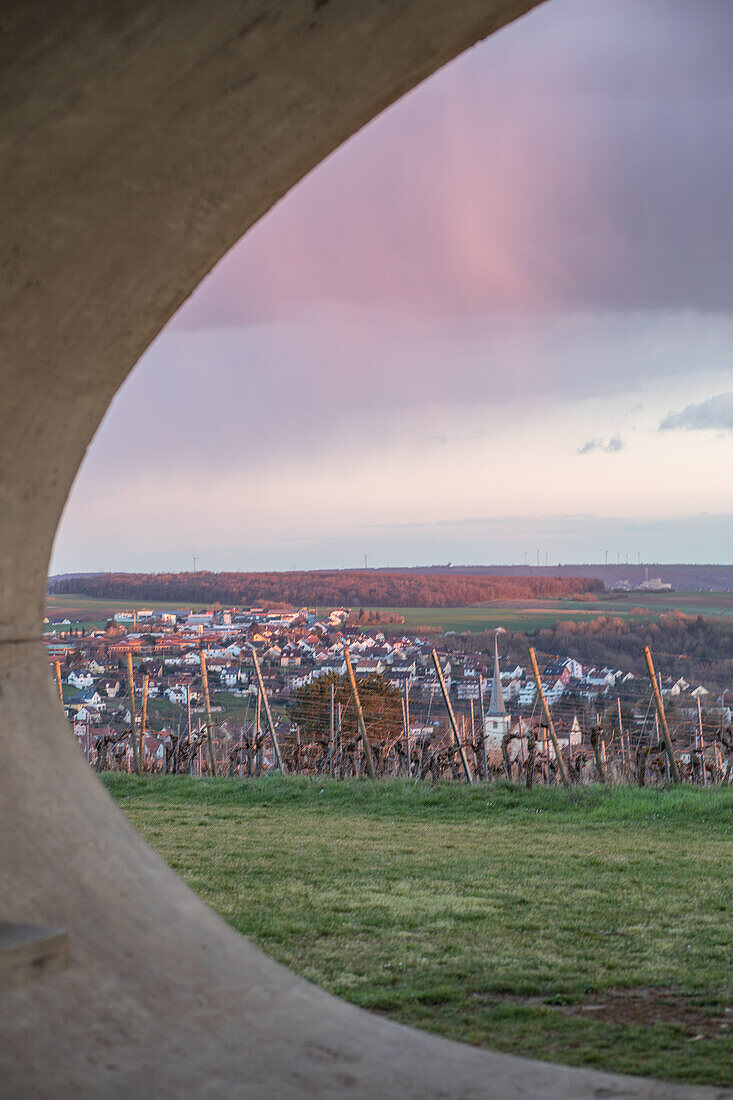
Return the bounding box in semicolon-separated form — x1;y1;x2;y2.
488;631;506;716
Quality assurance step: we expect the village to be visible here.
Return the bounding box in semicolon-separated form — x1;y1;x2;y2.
45;603;730;782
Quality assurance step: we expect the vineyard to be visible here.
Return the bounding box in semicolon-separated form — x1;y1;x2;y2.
73;645;733;789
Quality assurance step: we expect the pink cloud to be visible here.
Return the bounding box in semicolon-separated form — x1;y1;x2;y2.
172;0;733;333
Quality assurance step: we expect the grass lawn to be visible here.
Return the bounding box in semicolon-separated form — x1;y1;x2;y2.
361;604;610;633
105;776;732;1087
367;593;733;634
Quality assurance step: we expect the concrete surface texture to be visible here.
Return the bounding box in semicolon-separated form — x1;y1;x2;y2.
0;921;69;992
1;2;728;1095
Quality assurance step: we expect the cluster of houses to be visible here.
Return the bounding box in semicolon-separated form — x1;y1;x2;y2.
46;604;725;758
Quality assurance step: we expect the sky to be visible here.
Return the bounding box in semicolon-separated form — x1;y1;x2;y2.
52;0;733;574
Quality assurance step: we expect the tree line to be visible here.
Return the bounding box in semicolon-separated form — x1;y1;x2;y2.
48;570;603;608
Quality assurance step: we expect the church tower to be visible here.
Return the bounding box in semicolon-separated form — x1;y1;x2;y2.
484;631;511;744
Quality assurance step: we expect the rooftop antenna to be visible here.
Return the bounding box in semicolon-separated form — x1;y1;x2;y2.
193;555;197;572
604;549;608;565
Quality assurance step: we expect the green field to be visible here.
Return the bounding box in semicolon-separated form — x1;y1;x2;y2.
46;591;733;636
359;591;733;634
106;776;733;1087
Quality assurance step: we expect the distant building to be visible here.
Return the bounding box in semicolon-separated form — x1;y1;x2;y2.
187;611;214;627
518;681;537;707
638;577;673;592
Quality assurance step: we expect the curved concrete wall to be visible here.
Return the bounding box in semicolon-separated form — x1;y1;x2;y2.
1;3;728;1095
0;0;542;641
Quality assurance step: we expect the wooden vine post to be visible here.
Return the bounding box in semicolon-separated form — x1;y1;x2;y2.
524;719;535;788
343;647;376;779
249;646;285;773
697;697;707;786
199;650;218;777
478;673;488;781
337;702;343;776
643;646;681;783
528;648;570;787
253;686;262;775
126;650;141;775
431;649;473;784
54;660;64;706
469;699;476;776
590;724;606;784
329;680;335;778
402;681;411;778
140;673;149;768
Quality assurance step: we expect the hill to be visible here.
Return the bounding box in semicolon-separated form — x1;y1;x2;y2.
47;570;603;608
385;563;733;591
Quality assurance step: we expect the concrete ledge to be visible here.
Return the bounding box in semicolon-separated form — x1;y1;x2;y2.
0;922;68;993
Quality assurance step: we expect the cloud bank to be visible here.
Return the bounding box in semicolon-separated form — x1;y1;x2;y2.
659;392;733;434
52;0;733;572
177;0;733;332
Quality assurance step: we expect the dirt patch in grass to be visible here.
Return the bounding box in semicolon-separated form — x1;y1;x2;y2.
471;988;732;1038
564;989;732;1038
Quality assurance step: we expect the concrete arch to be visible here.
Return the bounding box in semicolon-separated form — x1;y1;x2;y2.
0;3;726;1095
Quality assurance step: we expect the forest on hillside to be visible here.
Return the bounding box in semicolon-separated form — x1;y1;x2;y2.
48;570;603;608
454;611;733;691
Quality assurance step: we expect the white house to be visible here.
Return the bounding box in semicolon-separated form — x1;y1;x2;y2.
354;658;385;676
583;667;617;688
561;657;583;679
666;677;689;698
287;671;313;690
542;679;565;705
219;667;240;689
536;715;582;758
97;676;121;698
186;611;214;627
455;678;482;701
165;685;188;704
518;682;537;707
502;677;522;702
68;670;93;689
